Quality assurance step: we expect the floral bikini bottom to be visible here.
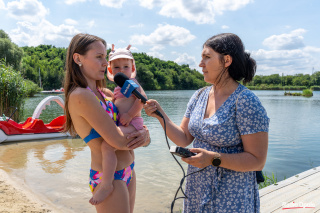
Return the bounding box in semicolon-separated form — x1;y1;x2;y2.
89;162;135;192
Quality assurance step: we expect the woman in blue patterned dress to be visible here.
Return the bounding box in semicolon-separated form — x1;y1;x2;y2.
144;33;269;212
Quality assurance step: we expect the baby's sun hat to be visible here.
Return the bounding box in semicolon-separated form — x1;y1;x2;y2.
107;44;136;81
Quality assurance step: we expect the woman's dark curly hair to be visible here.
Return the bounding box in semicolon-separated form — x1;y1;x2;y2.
204;33;256;84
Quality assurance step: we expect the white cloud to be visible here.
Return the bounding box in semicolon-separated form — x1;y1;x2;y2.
130;46;138;52
221;25;229;29
147;51;164;59
99;0;127;8
7;0;49;22
158;0;216;24
65;18;95;29
64;18;78;25
212;0;253;14
150;45;164;51
138;0;253;24
138;0;165;9
252;47;320;75
263;29;306;50
65;0;87;5
130;24;196;48
0;0;6;9
303;46;320;53
253;29;320;75
174;52;197;69
10;20;80;46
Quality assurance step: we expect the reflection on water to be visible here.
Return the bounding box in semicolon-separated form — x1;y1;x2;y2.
0;90;320;212
0;138;91;212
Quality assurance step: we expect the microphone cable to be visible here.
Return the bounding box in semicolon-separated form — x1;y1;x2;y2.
160;115;207;213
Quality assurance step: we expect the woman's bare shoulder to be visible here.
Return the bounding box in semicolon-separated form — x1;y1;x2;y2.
69;87;93;103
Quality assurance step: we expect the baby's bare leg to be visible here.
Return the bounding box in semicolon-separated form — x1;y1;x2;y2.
89;142;116;205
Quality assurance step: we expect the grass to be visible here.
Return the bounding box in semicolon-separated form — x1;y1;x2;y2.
284;91;302;96
284;89;313;97
259;172;280;189
302;89;313;97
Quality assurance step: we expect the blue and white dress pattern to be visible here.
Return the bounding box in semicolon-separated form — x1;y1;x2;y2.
184;84;269;213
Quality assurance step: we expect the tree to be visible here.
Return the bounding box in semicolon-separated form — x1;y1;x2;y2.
0;29;24;70
136;64;159;90
311;71;320;85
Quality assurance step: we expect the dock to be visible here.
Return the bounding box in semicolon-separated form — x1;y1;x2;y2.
260;166;320;212
41;91;63;94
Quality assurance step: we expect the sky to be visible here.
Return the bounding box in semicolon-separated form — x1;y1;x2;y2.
0;0;320;76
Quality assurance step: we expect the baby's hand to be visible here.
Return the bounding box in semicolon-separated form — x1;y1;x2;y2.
120;113;132;126
113;92;122;100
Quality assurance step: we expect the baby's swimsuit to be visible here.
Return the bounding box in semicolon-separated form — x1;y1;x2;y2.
83;87;135;192
113;78;144;130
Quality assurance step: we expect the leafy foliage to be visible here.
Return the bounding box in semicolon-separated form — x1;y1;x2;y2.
132;53;207;90
19;45;207;90
246;72;320;89
1;29;320;91
259;172;278;189
302;89;313;97
0;62;25;121
0;61;41;121
21;45;66;90
19;45;320;91
0;30;24;70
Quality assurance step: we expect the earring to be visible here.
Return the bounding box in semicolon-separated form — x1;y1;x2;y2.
79;63;82;67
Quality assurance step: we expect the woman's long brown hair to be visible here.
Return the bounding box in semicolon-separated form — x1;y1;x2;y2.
63;33;107;136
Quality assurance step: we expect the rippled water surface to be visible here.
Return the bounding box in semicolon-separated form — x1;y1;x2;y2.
0;90;319;212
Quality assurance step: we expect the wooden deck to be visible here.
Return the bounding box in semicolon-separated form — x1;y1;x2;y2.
260;166;320;212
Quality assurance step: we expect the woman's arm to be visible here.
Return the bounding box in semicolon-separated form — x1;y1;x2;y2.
144;99;194;147
69;89;142;150
182;132;268;172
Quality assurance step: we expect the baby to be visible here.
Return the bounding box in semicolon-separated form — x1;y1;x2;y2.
89;44;146;205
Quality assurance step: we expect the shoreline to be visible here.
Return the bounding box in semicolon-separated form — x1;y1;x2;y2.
0;169;64;213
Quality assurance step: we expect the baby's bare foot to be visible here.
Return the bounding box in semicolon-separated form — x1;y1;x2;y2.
89;184;114;205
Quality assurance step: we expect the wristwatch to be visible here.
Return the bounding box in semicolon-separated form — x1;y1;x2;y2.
212;156;221;167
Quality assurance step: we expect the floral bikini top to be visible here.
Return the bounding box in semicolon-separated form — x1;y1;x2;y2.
83;87;119;143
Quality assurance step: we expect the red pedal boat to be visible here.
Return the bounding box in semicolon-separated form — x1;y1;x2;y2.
0;96;70;143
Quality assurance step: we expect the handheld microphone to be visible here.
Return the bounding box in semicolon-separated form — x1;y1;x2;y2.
114;73;163;118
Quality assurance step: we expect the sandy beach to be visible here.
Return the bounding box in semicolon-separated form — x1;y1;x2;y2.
0;169;62;213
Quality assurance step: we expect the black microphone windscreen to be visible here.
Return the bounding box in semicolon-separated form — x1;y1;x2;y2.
114;73;129;87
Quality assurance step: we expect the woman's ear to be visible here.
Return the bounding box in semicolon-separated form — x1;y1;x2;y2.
73;53;81;64
224;55;232;67
132;64;135;72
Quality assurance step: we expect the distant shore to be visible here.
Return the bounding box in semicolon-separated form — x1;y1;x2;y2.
0;169;63;213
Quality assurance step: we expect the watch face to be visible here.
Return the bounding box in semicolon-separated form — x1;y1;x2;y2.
212;158;221;166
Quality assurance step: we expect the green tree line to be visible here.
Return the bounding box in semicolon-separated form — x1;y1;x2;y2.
247;73;320;90
1;29;320;91
20;46;207;90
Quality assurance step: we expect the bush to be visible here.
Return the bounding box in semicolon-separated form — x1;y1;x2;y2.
0;62;27;121
302;89;313;97
259;172;278;189
310;85;320;91
284;91;301;96
24;79;42;97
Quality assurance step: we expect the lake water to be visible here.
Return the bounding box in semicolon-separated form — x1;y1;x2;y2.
0;90;319;213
